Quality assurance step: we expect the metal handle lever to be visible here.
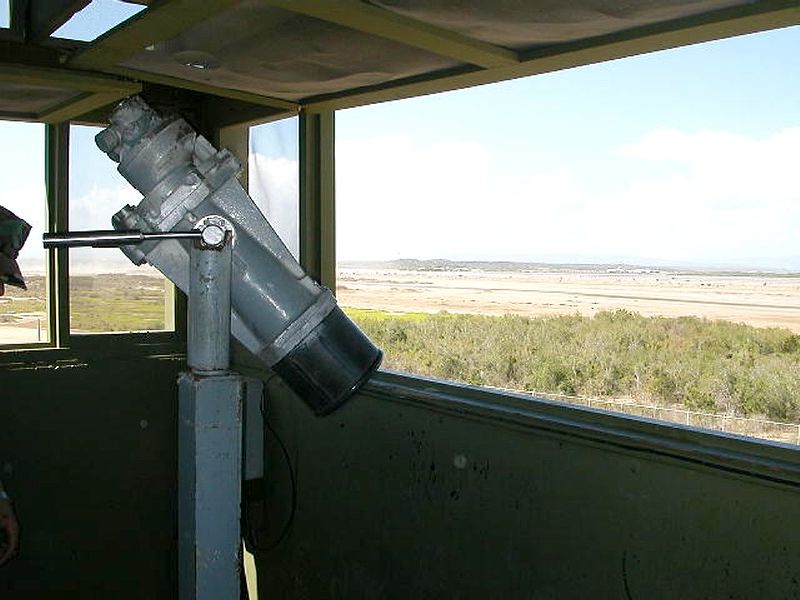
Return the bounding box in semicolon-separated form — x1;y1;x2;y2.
43;229;202;249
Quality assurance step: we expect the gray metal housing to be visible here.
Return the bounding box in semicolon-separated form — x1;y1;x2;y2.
97;96;381;415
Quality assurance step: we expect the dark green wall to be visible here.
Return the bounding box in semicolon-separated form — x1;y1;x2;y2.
3;346;799;599
253;372;800;600
0;345;183;599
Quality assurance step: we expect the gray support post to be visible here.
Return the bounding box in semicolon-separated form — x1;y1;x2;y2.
178;218;243;600
177;373;243;600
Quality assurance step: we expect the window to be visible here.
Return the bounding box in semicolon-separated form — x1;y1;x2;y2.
52;0;145;41
0;121;48;345
68;125;173;334
337;27;800;445
249;118;299;259
0;2;9;29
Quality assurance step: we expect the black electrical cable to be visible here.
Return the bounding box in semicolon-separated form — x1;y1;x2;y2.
262;416;297;550
242;383;297;552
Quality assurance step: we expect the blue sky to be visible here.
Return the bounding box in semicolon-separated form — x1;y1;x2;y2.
0;0;142;35
1;2;798;271
335;25;800;268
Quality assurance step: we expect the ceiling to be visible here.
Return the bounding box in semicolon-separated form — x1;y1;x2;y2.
0;0;798;124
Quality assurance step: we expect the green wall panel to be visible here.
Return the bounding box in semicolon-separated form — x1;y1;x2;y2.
253;373;800;599
0;352;183;599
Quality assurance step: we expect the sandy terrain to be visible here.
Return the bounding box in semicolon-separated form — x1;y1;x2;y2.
337;268;800;332
0;323;47;344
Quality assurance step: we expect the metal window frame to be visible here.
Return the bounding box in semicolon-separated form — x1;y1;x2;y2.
0;119;57;351
299;109;335;290
0;116;187;354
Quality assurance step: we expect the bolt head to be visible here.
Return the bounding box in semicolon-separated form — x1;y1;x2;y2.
200;223;226;248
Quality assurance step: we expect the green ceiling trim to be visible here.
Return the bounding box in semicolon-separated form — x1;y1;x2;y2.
303;1;800;111
0;38;65;68
264;0;519;69
0;110;38;121
110;66;299;111
0;62;139;123
0;63;142;92
38;89;134;123
70;0;239;70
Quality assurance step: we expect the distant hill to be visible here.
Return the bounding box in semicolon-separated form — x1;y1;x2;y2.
339;258;800;277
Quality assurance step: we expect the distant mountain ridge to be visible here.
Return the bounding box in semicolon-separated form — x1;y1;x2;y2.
339;258;800;276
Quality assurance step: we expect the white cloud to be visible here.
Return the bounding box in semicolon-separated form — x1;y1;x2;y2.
336;135;495;260
70;184;140;229
249;154;299;258
621;127;800;208
336;127;800;269
68;184;145;273
9;124;796;276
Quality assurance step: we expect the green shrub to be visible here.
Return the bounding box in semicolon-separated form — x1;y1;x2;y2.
347;308;800;423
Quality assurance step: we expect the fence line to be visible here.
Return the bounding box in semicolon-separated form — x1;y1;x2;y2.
517;389;800;445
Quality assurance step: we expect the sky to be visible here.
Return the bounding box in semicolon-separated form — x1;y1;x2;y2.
335;25;800;268
0;2;798;274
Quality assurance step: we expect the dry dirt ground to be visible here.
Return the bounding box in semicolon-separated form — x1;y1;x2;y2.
337;268;800;332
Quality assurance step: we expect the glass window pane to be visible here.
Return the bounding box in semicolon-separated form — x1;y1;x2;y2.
69;125;173;334
0;122;48;345
337;28;800;445
0;1;9;28
249;118;299;260
52;0;145;41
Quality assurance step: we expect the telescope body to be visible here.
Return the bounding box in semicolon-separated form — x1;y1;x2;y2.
96;96;381;415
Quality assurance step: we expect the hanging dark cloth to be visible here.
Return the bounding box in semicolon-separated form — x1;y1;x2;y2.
0;205;32;292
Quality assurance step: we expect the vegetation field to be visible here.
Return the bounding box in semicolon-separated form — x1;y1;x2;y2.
339;261;800;432
69;274;168;332
346;307;800;423
0;274;46;317
2;266;799;436
0;275;48;343
0;274;168;342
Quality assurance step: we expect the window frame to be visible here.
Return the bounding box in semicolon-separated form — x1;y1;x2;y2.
66;122;181;340
0;120;186;355
0;119;55;351
324;101;800;449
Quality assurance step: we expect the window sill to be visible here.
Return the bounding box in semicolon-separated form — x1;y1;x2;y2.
0;330;185;366
360;370;800;488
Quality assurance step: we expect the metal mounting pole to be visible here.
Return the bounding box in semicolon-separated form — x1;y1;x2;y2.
177;216;243;600
186;217;233;372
